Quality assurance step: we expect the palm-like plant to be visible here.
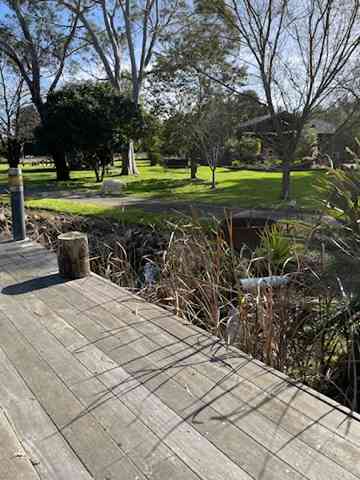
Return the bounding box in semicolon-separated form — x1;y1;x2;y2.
319;166;360;234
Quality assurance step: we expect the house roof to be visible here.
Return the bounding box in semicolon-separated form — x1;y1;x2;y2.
237;114;273;129
238;113;337;135
308;119;337;134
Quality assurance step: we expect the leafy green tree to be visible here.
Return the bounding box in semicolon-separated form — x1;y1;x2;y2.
0;0;80;179
160;91;263;179
140;114;163;166
60;0;182;175
38;82;144;182
148;0;263;179
160;111;199;177
148;0;246;117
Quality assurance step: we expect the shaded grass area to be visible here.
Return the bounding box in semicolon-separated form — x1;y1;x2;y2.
0;194;169;227
0;165;100;191
0;161;324;210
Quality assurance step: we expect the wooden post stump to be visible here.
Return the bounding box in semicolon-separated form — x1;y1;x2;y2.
57;232;90;279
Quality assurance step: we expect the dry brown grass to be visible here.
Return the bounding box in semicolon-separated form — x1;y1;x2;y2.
1;203;358;411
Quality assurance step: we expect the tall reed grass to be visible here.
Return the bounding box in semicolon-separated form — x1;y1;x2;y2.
1;201;358;411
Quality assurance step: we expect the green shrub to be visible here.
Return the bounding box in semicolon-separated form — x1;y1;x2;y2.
317;165;360;236
256;224;295;274
148;148;161;166
239;136;261;156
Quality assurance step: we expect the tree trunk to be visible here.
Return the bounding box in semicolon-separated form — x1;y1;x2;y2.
121;147;130;175
121;140;138;175
37;103;70;182
129;140;139;175
190;158;198;179
7;138;21;168
211;168;216;189
52;149;70;181
99;162;106;182
94;164;101;182
281;163;291;201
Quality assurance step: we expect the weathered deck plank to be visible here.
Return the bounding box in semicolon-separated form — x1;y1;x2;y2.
17;294;307;480
0;409;40;480
0;239;360;480
37;282;360;479
0;347;93;480
0;291;202;480
0;281;254;480
68;278;360;450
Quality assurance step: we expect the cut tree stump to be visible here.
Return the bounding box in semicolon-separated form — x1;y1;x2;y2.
57;232;90;279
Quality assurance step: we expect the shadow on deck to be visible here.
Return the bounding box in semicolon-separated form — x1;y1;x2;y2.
0;239;359;480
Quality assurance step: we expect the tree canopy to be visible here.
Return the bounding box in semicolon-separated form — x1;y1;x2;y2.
1;0;360;195
38;82;144;181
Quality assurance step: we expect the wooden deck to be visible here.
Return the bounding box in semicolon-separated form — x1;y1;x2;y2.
0;239;359;480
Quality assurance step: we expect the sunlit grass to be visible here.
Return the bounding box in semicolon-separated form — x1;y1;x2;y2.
0;161;324;210
25;198;168;226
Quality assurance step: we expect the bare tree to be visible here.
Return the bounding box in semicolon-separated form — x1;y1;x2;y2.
0;58;27;167
212;0;360;199
0;0;81;179
61;0;181;174
192;100;229;189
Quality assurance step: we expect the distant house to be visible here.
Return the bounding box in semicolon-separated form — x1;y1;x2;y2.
238;112;295;136
307;119;341;163
238;113;343;164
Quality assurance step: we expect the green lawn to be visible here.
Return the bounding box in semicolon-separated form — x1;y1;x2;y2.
0;161;324;211
24;198;174;227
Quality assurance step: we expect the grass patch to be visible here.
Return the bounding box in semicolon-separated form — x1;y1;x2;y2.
24;198;168;226
0;161;324;210
0;194;169;226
